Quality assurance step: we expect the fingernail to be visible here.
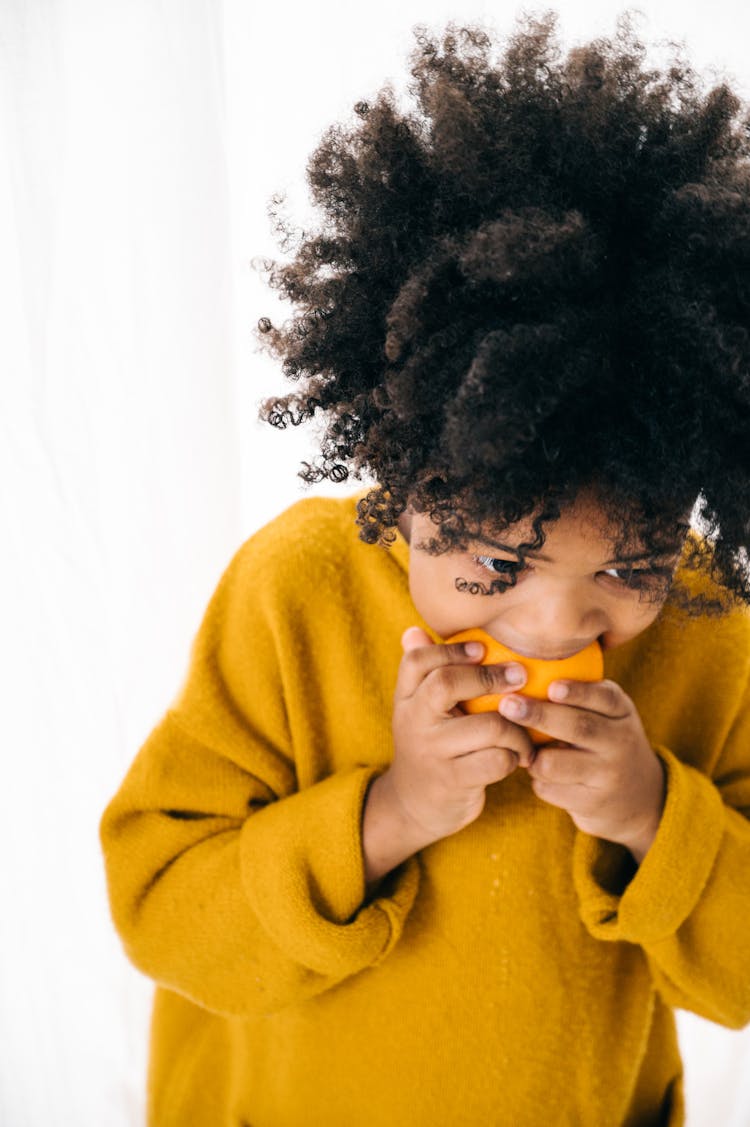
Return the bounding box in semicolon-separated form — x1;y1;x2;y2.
501;696;527;718
464;641;484;658
505;663;526;685
548;681;569;701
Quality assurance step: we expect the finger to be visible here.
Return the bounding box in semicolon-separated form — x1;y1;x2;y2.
422;660;528;716
498;693;619;751
396;632;482;699
401;626;435;652
529;744;598;786
435;711;536;767
529;776;592;810
546;678;632;719
450;745;523;789
395;631;526;702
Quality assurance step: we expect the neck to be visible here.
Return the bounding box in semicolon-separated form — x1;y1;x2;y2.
397;510;412;544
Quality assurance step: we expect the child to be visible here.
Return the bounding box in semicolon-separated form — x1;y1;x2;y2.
100;14;750;1126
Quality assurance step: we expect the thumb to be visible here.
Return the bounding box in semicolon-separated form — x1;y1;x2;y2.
401;626;434;652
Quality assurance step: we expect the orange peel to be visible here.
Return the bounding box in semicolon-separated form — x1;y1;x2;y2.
444;627;604;745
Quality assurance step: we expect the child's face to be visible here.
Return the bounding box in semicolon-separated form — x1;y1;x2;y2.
399;491;687;657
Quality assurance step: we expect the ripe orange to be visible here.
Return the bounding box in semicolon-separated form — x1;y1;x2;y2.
444;628;604;745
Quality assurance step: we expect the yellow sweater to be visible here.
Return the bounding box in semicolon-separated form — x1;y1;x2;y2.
100;490;750;1127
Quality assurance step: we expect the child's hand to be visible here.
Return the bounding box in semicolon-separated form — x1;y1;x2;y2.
386;626;536;845
498;679;667;858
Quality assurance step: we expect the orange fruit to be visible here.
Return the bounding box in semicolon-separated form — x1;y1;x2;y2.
444;627;604;745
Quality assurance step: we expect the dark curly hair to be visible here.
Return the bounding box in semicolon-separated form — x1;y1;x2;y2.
253;10;750;614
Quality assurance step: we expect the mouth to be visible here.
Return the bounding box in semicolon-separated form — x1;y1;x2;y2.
501;637;603;662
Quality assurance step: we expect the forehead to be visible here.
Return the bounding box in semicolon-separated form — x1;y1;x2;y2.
472;494;627;553
410;487;690;562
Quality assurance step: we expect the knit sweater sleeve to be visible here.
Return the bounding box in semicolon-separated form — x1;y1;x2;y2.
572;617;750;1031
99;502;420;1018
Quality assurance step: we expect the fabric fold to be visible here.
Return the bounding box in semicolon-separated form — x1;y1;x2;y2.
573;746;725;944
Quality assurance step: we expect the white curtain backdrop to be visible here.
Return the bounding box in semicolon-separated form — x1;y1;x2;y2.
1;1;749;1124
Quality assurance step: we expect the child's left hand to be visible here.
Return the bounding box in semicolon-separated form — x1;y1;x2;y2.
499;678;666;861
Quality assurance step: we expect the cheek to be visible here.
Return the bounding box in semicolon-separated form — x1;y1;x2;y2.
609;598;665;642
408;560;443;615
411;564;456;611
407;561;480;632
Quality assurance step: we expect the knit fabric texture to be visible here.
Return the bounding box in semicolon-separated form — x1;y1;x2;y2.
100;490;750;1126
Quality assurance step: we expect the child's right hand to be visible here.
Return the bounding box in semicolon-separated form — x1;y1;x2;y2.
385;631;539;842
384;625;535;845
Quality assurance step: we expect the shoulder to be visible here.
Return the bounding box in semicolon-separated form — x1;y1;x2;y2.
235;489;365;570
188;492;368;656
639;536;750;719
221;487;398;609
611;533;750;697
667;531;750;656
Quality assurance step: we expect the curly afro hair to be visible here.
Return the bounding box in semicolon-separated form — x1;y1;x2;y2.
254;10;750;613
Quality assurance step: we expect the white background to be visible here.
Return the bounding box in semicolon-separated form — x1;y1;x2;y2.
2;1;750;1123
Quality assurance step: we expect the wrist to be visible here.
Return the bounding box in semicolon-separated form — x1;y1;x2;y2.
624;819;660;866
623;757;667;865
361;770;434;895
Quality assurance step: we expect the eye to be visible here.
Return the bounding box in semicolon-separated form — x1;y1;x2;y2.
473;554;526;579
601;565;673;590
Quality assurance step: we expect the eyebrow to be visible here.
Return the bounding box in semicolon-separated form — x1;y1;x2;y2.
474;540;681;566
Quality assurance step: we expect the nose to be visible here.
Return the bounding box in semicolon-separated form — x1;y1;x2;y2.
489;582;605;659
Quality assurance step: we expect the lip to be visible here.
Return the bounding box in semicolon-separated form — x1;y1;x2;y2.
499;638;599;662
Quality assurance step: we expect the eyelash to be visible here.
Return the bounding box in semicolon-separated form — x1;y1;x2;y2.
471;555;672;591
472;556;522;581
